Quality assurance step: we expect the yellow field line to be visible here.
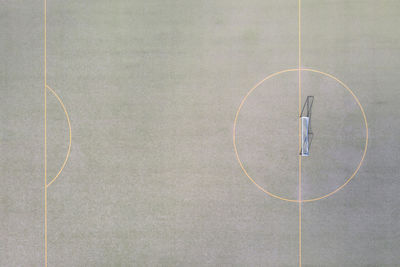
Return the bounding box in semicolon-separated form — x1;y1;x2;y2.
46;85;72;188
44;0;47;265
298;1;302;266
300;68;369;203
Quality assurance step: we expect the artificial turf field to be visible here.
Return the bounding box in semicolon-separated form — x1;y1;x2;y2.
1;0;400;266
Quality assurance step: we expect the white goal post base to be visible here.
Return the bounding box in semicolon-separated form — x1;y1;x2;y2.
301;117;310;156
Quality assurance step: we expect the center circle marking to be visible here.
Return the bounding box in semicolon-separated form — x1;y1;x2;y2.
233;68;368;203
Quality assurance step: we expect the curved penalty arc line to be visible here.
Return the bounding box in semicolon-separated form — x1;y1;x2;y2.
46;85;72;188
301;68;369;202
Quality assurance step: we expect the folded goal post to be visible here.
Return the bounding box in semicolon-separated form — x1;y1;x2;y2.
301;117;310;156
300;96;314;156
